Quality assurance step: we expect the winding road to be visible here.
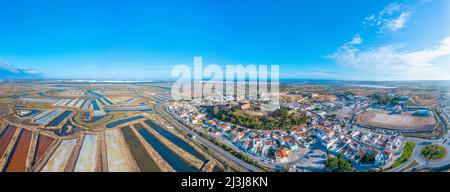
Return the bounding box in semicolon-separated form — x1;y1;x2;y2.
388;135;450;172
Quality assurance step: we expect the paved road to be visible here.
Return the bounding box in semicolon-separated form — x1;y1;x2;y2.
212;131;277;169
387;141;422;172
383;108;450;172
388;135;450;172
154;103;263;172
408;138;450;171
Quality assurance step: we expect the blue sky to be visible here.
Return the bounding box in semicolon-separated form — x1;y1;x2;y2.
0;0;449;80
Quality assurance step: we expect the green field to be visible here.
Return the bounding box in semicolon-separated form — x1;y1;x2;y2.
400;160;418;172
389;141;416;169
421;144;447;160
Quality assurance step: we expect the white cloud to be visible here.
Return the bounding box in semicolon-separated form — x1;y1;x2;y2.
348;34;363;45
0;60;21;73
381;2;404;15
363;1;430;33
382;11;410;32
0;60;42;79
327;0;444;80
328;36;450;80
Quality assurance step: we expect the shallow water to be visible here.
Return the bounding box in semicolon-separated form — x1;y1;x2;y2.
134;124;200;172
106;116;144;129
144;120;206;162
47;111;72;127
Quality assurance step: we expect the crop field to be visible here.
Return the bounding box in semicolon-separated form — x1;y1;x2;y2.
4;129;32;172
74;134;100;172
356;111;436;132
41;139;77;172
105;129;136;172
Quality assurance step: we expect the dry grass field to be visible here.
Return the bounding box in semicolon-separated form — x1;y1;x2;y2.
356;111;436;131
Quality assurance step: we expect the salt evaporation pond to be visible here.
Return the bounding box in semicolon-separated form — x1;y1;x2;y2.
97;98;106;106
82;100;91;110
87;90;103;98
18;109;41;118
33;109;53;120
144;120;206;162
54;120;82;137
92;100;101;110
41;139;77;172
21;98;56;103
134;124;200;172
74;134;99;172
47;111;72;127
104;105;152;113
33;134;55;166
36;108;64;125
121;126;161;172
105;129;136;172
4;129;33;172
83;114;106;123
0;125;18;158
106;116;144;129
103;98;114;105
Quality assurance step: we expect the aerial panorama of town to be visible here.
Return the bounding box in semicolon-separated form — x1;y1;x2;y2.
0;80;449;172
1;0;450;176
